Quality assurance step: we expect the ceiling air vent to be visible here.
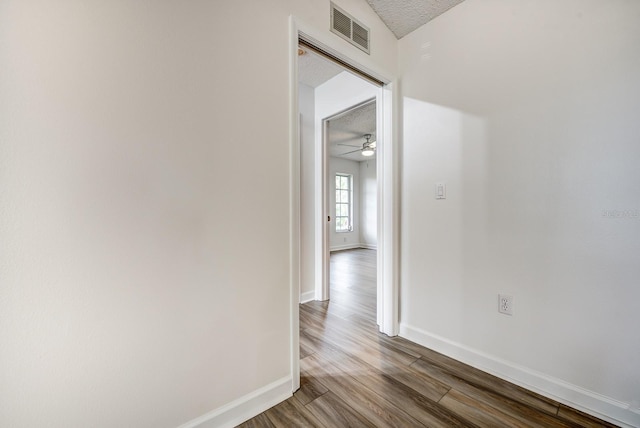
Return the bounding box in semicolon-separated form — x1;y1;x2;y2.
330;3;370;54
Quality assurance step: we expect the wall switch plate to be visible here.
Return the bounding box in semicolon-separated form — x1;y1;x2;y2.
498;294;513;315
436;182;446;199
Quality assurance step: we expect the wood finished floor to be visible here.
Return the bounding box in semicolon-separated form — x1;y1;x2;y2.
239;249;618;428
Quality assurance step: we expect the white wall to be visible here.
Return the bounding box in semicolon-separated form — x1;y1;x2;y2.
329;157;361;250
0;1;397;427
398;0;640;425
359;159;377;249
299;84;316;303
315;72;380;121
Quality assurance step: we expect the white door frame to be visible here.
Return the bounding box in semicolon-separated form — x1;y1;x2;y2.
319;117;330;301
289;16;399;392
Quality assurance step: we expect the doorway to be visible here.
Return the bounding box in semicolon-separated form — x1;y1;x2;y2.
298;45;380;300
290;22;398;392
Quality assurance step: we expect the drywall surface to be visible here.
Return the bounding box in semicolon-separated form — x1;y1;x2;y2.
398;0;640;424
315;72;380;122
360;159;377;248
0;0;397;427
299;84;316;301
329;157;361;250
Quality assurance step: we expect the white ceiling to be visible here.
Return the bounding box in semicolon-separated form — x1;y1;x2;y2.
366;0;465;39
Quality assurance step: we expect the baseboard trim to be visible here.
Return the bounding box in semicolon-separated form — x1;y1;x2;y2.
330;244;377;252
399;323;639;428
330;243;361;252
177;376;292;428
300;290;315;304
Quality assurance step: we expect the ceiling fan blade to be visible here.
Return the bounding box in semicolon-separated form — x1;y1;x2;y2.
337;143;362;148
340;148;362;155
330;132;367;145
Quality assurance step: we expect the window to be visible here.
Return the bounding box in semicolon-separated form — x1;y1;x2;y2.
335;173;352;232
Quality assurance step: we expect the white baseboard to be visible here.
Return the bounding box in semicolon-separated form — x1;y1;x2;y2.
330;243;361;252
330;243;377;252
300;290;315;304
178;376;292;428
400;323;640;428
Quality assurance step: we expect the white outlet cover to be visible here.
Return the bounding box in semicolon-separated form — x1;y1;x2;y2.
435;182;446;199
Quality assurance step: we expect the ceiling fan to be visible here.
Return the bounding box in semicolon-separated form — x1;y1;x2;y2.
338;134;376;157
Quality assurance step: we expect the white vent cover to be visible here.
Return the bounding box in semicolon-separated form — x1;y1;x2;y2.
330;3;370;54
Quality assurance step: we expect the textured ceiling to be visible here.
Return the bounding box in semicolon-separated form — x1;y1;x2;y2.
298;48;343;88
366;0;465;39
328;101;376;162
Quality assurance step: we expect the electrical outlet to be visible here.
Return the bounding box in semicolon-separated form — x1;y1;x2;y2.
498;294;513;315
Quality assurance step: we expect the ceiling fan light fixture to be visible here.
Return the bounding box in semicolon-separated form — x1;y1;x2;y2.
361;134;375;156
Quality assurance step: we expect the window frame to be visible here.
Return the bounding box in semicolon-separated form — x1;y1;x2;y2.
335;173;353;233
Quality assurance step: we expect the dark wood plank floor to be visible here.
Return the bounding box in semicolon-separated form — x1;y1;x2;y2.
240;248;618;427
